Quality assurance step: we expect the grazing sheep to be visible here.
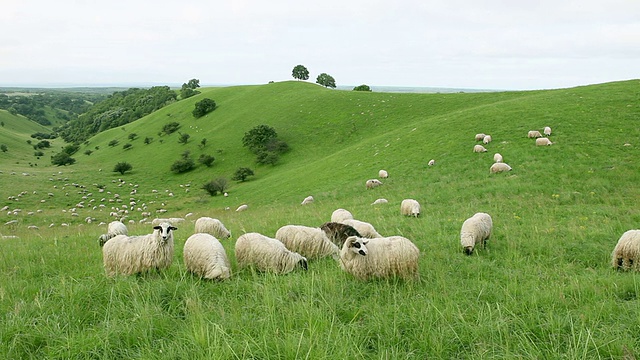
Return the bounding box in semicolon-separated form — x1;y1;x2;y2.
366;179;383;189
98;220;129;246
528;130;542;138
493;153;503;163
301;196;314;205
320;222;362;247
339;236;420;280
460;213;493;255
475;133;486;141
428;159;435;166
473;145;488;153
152;217;185;226
183;233;231;280
235;232;308;274
194;217;231;239
340;219;382;238
275;225;339;260
611;230;640;271
544;126;552;136
483;135;492;144
536;137;553;146
378;169;389;178
236;204;248;212
102;222;177;276
371;198;388;205
331;208;354;223
400;199;421;217
490;163;512;173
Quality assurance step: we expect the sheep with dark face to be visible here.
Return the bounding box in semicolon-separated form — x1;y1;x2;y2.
339;236;420;280
320;222;362;248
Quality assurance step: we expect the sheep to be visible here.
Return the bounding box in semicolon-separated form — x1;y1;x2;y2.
378;169;389;178
371;198;388;205
235;232;308;274
275;225;339;260
183;233;231;280
473;145;487;153
483;135;492;144
460;212;493;255
194;217;231;239
102;222;177;276
301;195;314;205
151;217;184;226
98;220;129;246
490;163;512;173
611;230;640;271
366;179;383;189
400;199;421;217
339;219;382;238
331;208;354;223
544;126;552;136
236;204;248;212
493;153;503;163
320;222;362;247
428;159;435;166
475;133;486;141
339;235;420;280
528;130;542;138
536;137;553;146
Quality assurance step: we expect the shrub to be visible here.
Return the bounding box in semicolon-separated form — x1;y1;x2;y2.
128;133;138;141
256;150;280;165
51;152;75;166
62;144;79;155
202;178;228;196
1;144;8;152
113;162;133;175
198;154;215;167
178;133;190;144
242;125;278;154
192;98;217;118
108;139;119;147
353;84;372;92
34;150;45;157
144;137;153;144
171;152;195;174
84;150;92;156
123;143;133;150
162;122;180;135
232;167;255;182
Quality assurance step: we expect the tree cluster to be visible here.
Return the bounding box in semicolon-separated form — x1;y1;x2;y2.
291;65;337;89
192;98;217;118
180;79;201;99
242;125;289;165
0;90;100;127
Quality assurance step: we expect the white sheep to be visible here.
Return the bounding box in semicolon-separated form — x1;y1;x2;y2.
428;159;435;166
378;169;389;178
460;212;493;255
301;195;314;205
544;126;552;136
611;230;640;271
102;222;177;276
483;135;492;144
331;208;354;223
371;198;388;205
400;199;421;217
235;232;308;274
194;217;231;239
490;162;512;173
475;133;486;141
339;219;382;238
275;225;339;260
473;144;487;153
528;130;542;138
151;217;184;226
493;153;503;163
366;179;383;189
339;236;420;280
183;233;231;280
98;220;129;246
236;204;248;212
536;137;553;146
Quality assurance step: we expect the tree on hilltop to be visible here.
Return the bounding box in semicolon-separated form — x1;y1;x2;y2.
181;78;201;99
353;84;372;92
292;65;310;81
316;73;336;88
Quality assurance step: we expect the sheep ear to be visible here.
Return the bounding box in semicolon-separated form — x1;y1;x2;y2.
362;240;369;245
170;226;177;231
153;226;161;230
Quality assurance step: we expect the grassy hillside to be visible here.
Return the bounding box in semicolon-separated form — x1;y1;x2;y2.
1;80;640;358
0;109;57;165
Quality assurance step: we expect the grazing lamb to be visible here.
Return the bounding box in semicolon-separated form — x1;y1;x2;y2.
483;135;492;144
400;199;421;217
528;130;542;138
320;222;362;247
275;225;339;260
378;169;389;178
340;236;420;280
366;179;383;189
340;219;382;238
475;133;486;141
301;196;314;205
544;126;552;136
490;162;512;173
611;230;640;271
493;153;503;163
473;145;488;153
236;204;248;212
98;220;129;246
235;232;308;274
102;222;177;276
183;233;231;280
194;217;231;239
460;213;493;255
371;198;388;205
536;137;553;146
331;208;354;223
428;159;435;166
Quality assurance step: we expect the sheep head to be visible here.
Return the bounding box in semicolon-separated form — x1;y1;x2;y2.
344;236;368;256
153;222;177;243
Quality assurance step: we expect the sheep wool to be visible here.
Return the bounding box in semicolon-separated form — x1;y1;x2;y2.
236;204;248;212
483;135;492;144
378;169;389;178
98;220;128;246
331;208;354;223
320;222;362;248
490;162;512;173
536;137;553;146
460;213;493;255
102;222;177;276
340;236;420;280
194;217;231;239
473;145;488;153
371;198;389;205
400;199;421;217
528;130;542;138
544;126;552;136
428;159;435;166
475;133;486;141
183;233;231;280
275;225;339;260
611;230;640;271
235;232;308;274
493;153;503;163
339;219;382;238
366;179;383;189
301;196;314;205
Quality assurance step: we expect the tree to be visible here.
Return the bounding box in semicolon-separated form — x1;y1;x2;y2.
192;98;217;118
202;178;228;196
198;154;215;167
353;84;372;92
292;65;309;81
181;78;201;99
113;162;133;175
178;132;190;144
171;151;195;173
162;122;180;135
51;152;75;166
199;138;207;149
242;125;278;154
316;73;336;88
84;150;92;156
108;139;119;147
232;167;255;182
128;133;137;141
144;136;153;144
0;144;7;152
123;143;133;150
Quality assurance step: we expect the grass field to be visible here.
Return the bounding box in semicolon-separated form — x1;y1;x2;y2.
1;80;639;358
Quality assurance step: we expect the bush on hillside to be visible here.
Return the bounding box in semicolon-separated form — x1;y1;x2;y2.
51;151;75;166
108;139;119;147
123;143;132;150
353;84;372;92
202;178;228;196
178;133;190;144
162;122;180;135
113;162;133;175
192;98;217;118
1;144;7;152
62;144;79;155
171;151;195;174
198;154;215;167
232;167;255;182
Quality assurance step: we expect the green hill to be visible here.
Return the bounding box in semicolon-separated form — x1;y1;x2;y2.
0;109;57;165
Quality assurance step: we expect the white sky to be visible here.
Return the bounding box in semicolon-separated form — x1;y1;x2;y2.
0;0;638;90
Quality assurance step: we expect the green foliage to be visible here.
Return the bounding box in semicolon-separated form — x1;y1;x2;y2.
199;138;207;148
34;140;51;149
162;122;180;135
83;150;92;156
34;150;44;157
232;167;255;182
128;133;137;141
144;136;153;145
61;144;79;155
292;64;310;80
51;151;75;166
108;139;119;147
113;161;133;175
0;144;7;152
192;98;217;118
242;125;278;154
180;78;201;99
256;150;280;165
122;143;133;150
197;154;215;167
316;73;336;88
353;84;372;91
178;132;190;144
30;132;56;140
170;151;195;173
201;177;228;196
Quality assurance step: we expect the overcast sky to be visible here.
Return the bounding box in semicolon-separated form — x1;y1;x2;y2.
1;0;638;90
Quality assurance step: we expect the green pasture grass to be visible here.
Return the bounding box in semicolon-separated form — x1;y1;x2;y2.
0;110;56;166
1;80;640;358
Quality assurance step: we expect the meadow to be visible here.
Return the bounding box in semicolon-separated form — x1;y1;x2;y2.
1;80;639;359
